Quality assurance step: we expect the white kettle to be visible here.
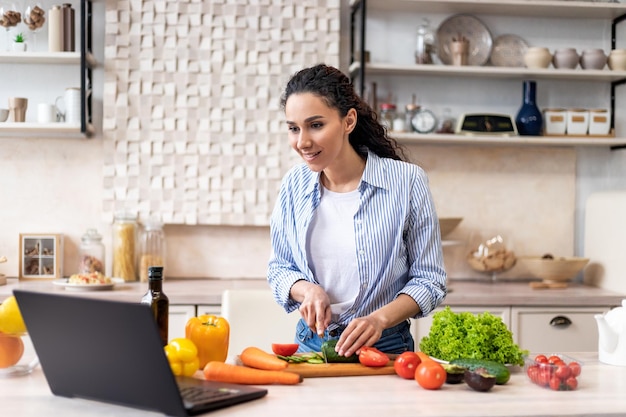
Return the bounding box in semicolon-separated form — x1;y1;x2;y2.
595;299;626;366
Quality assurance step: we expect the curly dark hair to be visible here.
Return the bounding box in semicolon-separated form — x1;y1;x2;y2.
280;64;407;161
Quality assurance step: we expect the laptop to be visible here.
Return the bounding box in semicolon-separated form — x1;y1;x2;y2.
14;290;267;416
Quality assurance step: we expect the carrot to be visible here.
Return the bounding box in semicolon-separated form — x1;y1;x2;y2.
417;351;434;363
203;361;302;385
239;346;288;371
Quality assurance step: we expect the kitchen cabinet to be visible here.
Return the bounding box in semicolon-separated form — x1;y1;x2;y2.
168;304;196;340
0;0;95;137
349;0;626;149
413;304;608;353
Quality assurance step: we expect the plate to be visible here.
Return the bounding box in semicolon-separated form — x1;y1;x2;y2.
52;277;125;291
490;34;528;67
436;14;493;66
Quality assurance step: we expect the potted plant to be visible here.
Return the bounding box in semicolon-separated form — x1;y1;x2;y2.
12;33;27;52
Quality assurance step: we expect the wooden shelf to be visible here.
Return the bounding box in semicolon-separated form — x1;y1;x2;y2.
0;122;95;137
350;62;626;82
360;0;626;19
0;51;96;67
392;132;626;147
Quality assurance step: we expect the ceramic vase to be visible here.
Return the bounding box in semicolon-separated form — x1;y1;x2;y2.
515;80;543;136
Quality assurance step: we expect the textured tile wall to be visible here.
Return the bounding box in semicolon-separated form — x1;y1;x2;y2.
102;0;340;225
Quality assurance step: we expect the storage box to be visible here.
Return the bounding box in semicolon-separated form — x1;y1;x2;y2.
566;109;589;135
19;234;64;280
543;108;567;135
588;109;611;136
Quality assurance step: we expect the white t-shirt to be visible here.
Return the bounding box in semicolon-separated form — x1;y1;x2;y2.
306;185;360;318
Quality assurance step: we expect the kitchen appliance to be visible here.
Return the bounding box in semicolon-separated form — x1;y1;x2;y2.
595;299;626;366
456;113;517;136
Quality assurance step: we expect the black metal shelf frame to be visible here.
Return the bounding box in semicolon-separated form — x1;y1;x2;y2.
80;0;93;135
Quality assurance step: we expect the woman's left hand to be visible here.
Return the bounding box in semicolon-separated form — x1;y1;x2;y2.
334;315;384;358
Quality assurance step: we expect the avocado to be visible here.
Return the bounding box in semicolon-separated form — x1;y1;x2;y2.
449;358;510;385
442;363;466;384
464;368;496;392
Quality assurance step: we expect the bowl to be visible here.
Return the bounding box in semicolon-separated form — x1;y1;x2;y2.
0;108;9;122
608;49;626;71
580;48;607;70
439;217;463;238
524;353;583;391
519;255;589;283
523;47;552;69
0;332;39;377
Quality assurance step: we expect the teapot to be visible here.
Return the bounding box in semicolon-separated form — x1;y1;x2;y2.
595;300;626;366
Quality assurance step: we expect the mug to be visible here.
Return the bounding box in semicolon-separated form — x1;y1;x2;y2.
37;103;59;123
55;87;81;124
8;97;28;122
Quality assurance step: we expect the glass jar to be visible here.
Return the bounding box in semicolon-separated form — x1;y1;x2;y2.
415;18;436;65
138;220;166;283
112;211;137;281
78;228;105;274
379;103;397;130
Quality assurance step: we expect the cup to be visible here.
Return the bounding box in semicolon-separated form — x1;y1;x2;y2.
8;97;28;122
451;39;469;66
55;87;81;124
37;103;59;123
0;108;8;122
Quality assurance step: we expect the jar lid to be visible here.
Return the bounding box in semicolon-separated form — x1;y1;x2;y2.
143;220;164;231
380;103;396;111
114;211;138;221
82;228;102;242
405;103;421;112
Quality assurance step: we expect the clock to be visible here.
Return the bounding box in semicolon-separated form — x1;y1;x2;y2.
411;109;438;134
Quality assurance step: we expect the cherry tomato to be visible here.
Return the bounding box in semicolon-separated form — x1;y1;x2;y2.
527;364;539;383
393;351;421;379
358;346;390;367
549;375;562;391
534;354;548;364
568;361;582;377
565;376;578;390
414;362;446;390
537;365;552;387
548;355;562;364
271;343;299;356
555;363;571;380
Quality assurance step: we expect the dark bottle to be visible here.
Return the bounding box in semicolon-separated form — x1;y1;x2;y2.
515;80;543;136
141;266;169;346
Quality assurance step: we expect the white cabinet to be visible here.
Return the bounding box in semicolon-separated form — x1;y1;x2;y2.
510;306;607;353
196;304;222;316
350;0;626;149
168;305;196;341
414;305;608;353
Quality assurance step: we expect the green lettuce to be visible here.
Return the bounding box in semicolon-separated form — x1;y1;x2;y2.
419;306;528;366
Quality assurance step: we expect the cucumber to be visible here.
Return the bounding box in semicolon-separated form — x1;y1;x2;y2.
449;358;510;385
320;339;359;363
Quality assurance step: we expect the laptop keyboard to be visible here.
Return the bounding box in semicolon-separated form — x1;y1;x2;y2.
180;385;238;406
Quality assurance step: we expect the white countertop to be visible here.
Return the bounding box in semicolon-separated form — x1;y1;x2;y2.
1;352;625;417
1;278;625;307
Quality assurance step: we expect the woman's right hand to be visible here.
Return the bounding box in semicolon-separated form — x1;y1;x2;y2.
290;280;331;336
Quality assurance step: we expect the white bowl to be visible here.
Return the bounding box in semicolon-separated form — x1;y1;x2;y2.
0;108;9;122
524;47;552;69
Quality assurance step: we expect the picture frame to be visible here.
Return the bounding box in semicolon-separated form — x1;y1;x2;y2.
19;234;64;280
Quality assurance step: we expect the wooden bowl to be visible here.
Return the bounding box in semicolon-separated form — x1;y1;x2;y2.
439;217;462;238
520;256;589;282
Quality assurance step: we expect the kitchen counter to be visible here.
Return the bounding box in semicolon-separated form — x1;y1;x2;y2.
1;352;625;417
1;277;624;307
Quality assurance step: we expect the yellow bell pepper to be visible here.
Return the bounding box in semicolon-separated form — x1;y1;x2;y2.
164;338;200;377
185;315;230;368
0;296;27;335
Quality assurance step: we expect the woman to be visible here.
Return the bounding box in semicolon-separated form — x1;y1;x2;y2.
267;64;446;358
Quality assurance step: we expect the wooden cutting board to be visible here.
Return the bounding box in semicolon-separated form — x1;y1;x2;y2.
285;361;396;378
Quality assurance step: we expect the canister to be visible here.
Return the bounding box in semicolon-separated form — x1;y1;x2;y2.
62;3;75;52
48;5;63;52
138;220;166;282
567;109;589;136
78;228;105;274
379;103;396;131
588;109;611;136
112;211;138;281
543;108;567;135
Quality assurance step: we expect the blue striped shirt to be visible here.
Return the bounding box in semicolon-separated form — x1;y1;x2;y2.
267;150;447;327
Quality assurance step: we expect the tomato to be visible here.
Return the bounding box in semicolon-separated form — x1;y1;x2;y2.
527;364;539;383
549;375;562;391
271;343;299;356
565;376;578;391
393;351;421;379
555;363;571;380
534;354;548;364
358;346;390;367
537;365;552;387
548;355;562;365
568;361;581;377
414;362;446;390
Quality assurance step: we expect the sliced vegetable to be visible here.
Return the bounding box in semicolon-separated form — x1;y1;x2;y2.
164;338;200;377
358;346;390;367
277;352;325;364
442;363;466;384
240;346;288;371
449;358;510;385
185;314;230;368
271;343;299;356
203;361;302;385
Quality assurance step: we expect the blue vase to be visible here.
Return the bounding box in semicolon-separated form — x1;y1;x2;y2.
515;80;543;136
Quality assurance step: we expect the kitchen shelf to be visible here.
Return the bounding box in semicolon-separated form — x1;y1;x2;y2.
356;0;626;19
0;51;96;67
0;122;95;137
349;62;626;83
393;132;626;148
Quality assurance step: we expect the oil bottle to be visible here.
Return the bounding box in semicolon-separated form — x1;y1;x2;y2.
141;266;169;346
